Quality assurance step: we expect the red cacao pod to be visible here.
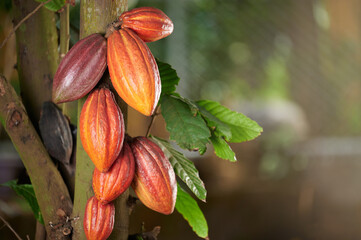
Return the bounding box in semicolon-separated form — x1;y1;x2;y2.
130;136;177;215
52;33;107;103
80;88;125;172
107;28;161;116
93;142;135;204
119;7;174;42
83;196;115;240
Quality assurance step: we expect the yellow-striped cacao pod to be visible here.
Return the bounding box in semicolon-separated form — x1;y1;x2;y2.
80;88;125;172
107;28;161;116
83;196;115;240
92;142;135;204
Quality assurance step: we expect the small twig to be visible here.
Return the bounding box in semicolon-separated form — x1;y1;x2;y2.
145;105;160;137
0;215;23;240
0;0;52;49
104;20;122;38
59;3;70;61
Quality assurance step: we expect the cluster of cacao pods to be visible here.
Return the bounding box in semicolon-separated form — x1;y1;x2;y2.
82;134;177;240
52;6;173;116
51;6;176;240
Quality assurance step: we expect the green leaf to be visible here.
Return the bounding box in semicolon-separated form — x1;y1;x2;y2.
197;104;232;141
161;95;210;152
150;136;207;201
35;0;65;12
2;180;44;224
210;133;236;162
176;185;208;239
170;94;199;115
197;100;262;143
156;59;179;95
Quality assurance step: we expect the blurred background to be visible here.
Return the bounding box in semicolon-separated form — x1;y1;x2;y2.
1;0;361;239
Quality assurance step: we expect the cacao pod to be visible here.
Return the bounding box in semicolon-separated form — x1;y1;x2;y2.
130;136;177;215
93;142;135;204
83;196;115;240
80;88;125;172
107;28;161;116
119;7;174;42
39;101;73;165
52;33;107;104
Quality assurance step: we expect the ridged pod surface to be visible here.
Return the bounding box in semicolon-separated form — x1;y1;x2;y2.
80;88;125;172
130;136;177;215
93;142;135;204
83;196;115;240
39;101;73;164
107;28;161;116
52;33;107;103
119;7;174;42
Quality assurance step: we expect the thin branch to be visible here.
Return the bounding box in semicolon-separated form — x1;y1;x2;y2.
59;3;70;61
0;215;23;240
0;0;52;49
146;105;160;137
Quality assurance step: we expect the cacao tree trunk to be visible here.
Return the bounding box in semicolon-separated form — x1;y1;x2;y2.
71;1;129;239
11;1;73;239
12;0;58;128
0;75;72;240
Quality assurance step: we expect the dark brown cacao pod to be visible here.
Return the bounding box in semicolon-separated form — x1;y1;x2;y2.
93;142;135;204
80;88;125;172
107;28;161;116
130;136;177;215
52;33;107;103
39;101;73;164
83;196;115;240
119;7;174;42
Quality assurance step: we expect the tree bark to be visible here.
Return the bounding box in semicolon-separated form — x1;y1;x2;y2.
12;0;59;129
11;1;73;239
71;1;128;239
0;76;73;240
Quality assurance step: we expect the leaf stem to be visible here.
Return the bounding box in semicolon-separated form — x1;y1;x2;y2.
0;0;52;49
146;105;160;137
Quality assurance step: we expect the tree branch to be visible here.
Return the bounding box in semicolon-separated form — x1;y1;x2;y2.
0;215;22;240
0;0;51;49
0;76;73;239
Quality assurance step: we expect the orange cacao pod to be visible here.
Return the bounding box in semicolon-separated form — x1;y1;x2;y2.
52;33;107;103
80;88;125;172
107;28;161;116
83;196;115;240
119;7;174;42
93;142;135;204
130;136;177;215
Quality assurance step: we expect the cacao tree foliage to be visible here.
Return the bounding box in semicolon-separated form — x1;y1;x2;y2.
155;58;262;238
157;58;262;159
35;0;65;11
156;59;180;95
161;94;211;153
176;184;208;239
2;180;44;224
210;133;237;162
